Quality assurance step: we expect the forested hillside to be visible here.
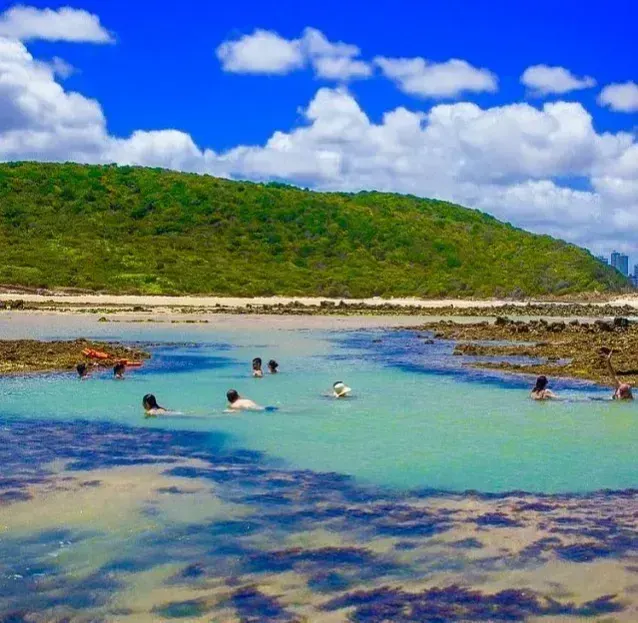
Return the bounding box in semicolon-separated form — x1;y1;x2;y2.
0;162;626;297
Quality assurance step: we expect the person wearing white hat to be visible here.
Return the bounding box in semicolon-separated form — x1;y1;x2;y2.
333;381;352;398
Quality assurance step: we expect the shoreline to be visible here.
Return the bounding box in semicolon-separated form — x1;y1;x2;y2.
2;290;638;309
3;292;638;321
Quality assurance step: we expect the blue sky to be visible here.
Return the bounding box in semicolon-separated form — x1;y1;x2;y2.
1;0;637;266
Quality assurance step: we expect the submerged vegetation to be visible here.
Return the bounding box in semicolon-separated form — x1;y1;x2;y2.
0;162;626;297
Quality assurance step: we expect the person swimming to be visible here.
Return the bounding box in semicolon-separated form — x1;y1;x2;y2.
76;363;89;380
113;361;126;379
530;375;558;400
252;358;264;378
142;393;167;416
268;359;279;374
333;381;352;398
603;349;633;400
226;389;264;411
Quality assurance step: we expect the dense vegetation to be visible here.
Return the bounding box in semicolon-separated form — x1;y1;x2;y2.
0;162;626;297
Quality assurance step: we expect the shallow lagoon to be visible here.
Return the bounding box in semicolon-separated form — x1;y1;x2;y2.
1;315;635;494
1;314;637;622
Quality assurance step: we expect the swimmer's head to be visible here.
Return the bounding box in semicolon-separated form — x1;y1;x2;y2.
252;358;262;370
268;359;279;373
533;376;548;392
76;363;87;378
333;381;352;397
227;389;240;404
114;362;126;376
617;383;633;400
143;394;159;410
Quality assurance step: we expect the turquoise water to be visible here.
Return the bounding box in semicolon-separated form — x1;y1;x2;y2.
1;316;636;494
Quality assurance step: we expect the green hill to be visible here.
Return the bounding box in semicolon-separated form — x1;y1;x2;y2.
0;162;626;297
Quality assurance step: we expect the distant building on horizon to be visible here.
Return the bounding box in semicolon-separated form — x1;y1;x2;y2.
596;255;609;265
611;251;629;276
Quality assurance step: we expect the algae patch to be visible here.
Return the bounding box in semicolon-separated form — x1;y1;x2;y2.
0;338;150;375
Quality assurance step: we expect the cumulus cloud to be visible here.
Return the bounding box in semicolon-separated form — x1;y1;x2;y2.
0;36;106;161
216;27;371;81
598;81;638;113
1;32;637;257
375;56;497;98
0;5;113;43
216;29;304;75
521;64;596;96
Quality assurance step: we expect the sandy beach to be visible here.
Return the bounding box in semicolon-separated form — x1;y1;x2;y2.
2;291;638;311
0;292;531;308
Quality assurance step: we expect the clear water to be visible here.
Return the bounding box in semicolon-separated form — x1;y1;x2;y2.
1;315;636;494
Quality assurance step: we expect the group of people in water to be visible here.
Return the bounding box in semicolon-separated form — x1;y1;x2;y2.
133;357;350;416
76;361;125;380
77;344;633;415
530;349;633;401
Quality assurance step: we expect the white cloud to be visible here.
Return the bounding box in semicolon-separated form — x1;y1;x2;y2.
0;36;105;161
598;81;638;113
216;27;371;81
521;64;596;95
1;34;637;258
375;56;497;98
301;28;371;80
216;29;304;75
0;5;113;43
46;56;75;79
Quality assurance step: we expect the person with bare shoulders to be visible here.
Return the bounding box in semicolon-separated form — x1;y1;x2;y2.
530;375;559;400
252;358;264;378
268;359;279;374
226;389;264;411
602;349;633;400
143;394;167;417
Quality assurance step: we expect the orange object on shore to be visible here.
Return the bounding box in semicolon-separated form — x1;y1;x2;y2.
82;348;110;360
125;360;143;367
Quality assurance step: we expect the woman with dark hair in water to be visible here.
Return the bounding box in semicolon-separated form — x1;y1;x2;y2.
268;359;279;374
142;394;167;416
530;375;558;400
252;358;263;378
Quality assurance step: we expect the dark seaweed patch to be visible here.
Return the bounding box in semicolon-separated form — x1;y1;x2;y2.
556;542;616;562
246;547;385;574
176;563;206;579
322;584;624;621
156;486;193;494
307;571;352;593
228;586;299;622
449;537;484;549
0;491;31;504
474;512;521;527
